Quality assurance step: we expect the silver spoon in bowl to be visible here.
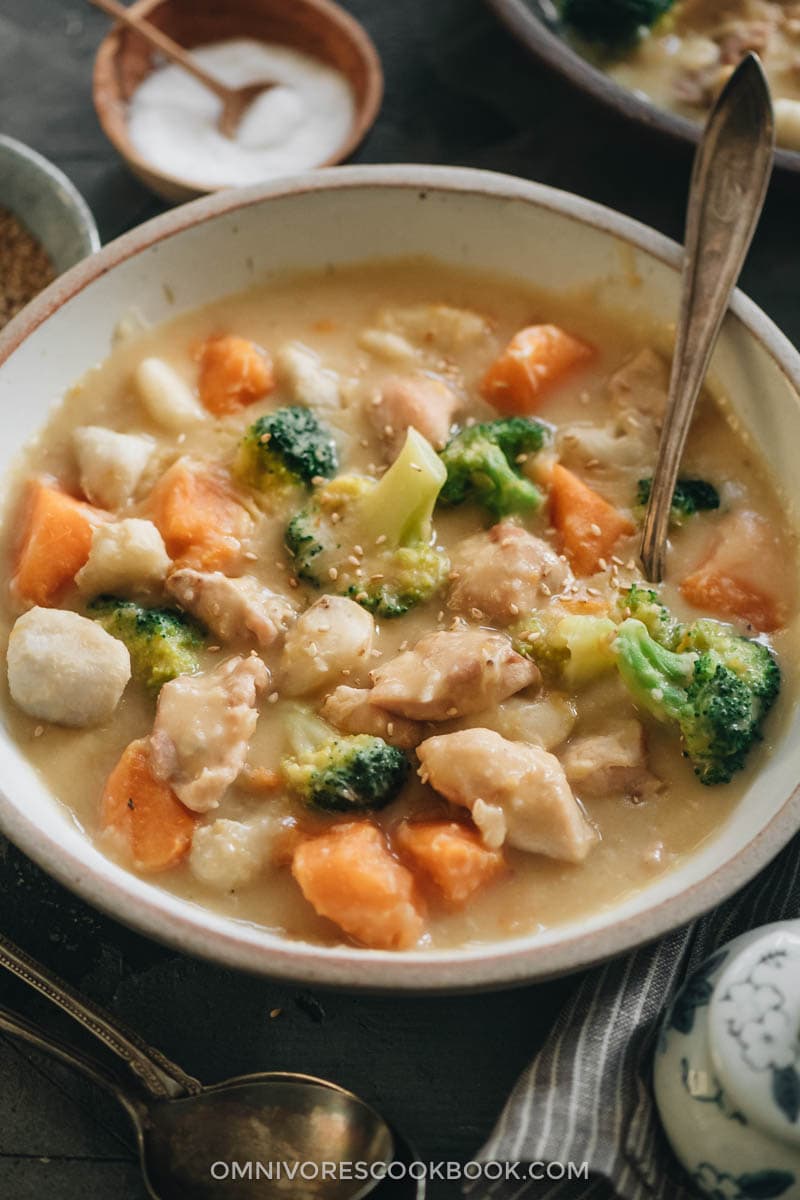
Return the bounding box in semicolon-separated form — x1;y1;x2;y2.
0;934;397;1200
640;53;775;582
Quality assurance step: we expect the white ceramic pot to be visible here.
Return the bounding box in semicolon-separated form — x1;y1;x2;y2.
1;165;800;989
656;923;800;1198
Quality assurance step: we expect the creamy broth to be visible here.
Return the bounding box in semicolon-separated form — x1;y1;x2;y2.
1;259;796;952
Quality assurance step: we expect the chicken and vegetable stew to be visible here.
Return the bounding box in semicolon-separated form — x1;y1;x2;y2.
1;261;795;951
560;1;800;152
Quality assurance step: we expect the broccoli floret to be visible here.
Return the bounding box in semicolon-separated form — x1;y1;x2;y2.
286;428;450;618
438;417;551;520
559;0;674;44
281;707;409;812
89;597;203;693
636;478;720;526
615;614;780;785
235;405;338;493
617;583;680;647
513;610;617;686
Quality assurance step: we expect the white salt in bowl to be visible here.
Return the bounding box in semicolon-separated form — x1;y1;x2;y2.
1;165;799;990
93;0;383;204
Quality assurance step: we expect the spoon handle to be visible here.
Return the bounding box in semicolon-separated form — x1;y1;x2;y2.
0;1001;137;1108
0;933;200;1099
640;53;774;582
88;0;232;104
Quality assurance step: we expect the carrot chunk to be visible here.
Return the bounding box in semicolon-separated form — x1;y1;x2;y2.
198;334;274;416
12;479;109;606
147;459;252;570
549;463;634;575
101;738;195;872
680;511;787;633
394;820;505;905
292;822;425;950
481;324;593;414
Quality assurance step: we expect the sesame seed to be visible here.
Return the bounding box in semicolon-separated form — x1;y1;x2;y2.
410;462;422;472
331;511;341;524
387;722;395;735
259;432;271;444
470;607;484;620
207;644;221;653
33;725;44;738
353;544;364;557
328;567;339;580
509;603;520;616
589;523;602;537
375;534;387;546
446;707;458;717
355;591;369;602
311;475;325;486
270;1007;282;1019
267;692;279;704
288;577;299;589
243;551;258;561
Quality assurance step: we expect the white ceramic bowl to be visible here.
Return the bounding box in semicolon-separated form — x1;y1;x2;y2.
1;165;799;991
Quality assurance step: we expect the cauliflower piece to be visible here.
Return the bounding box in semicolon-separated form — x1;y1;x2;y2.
357;329;418;363
7;607;131;726
135;357;205;430
608;349;669;420
189;814;292;890
445;694;577;751
150;654;269;812
418;728;597;863
275;342;340;409
76;519;171;597
561;720;661;800
73;426;154;510
280;596;375;696
167;568;295;649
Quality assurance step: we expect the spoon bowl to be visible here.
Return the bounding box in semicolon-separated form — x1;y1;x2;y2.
138;1075;393;1200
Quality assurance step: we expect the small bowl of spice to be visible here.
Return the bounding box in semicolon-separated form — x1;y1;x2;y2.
92;0;383;204
0;136;100;332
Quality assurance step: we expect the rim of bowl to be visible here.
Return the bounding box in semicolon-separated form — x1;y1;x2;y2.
92;0;384;201
1;164;799;991
485;0;800;176
0;135;101;263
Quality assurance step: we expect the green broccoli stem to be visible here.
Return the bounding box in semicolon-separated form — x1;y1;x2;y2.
615;618;695;722
354;428;447;547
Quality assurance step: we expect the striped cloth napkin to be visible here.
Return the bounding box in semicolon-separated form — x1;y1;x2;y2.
469;835;800;1199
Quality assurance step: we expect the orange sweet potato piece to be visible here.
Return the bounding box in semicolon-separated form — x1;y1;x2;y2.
680;511;786;633
394;820;505;905
481;324;593;414
549;463;635;575
147;459;252;570
292;822;425;950
198;334;274;416
101;738;195;872
12;479;109;606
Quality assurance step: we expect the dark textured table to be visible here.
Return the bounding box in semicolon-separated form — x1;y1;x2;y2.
1;3;798;1198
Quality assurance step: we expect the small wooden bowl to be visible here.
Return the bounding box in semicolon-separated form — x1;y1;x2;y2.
93;0;383;204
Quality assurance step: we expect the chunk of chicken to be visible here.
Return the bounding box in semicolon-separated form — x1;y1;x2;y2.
292;821;425;950
7;607;130;727
369;629;539;721
150;654;268;813
76;519;171;597
275;342;340;409
557;410;658;475
320;686;424;750
73;426;154;511
680;510;789;632
417;728;596;863
369;374;460;456
280;596;374;696
561;721;661;801
448;523;572;624
167;568;295;649
608;349;669;421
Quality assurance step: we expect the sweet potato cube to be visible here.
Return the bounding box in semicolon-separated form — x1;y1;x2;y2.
292;821;425;950
101;738;195;872
12;480;109;606
549;463;634;575
147;459;252;570
482;324;593;414
395;820;505;905
198;334;274;416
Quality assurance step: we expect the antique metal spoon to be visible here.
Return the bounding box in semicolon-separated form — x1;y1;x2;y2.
89;0;276;139
0;935;396;1200
640;53;774;582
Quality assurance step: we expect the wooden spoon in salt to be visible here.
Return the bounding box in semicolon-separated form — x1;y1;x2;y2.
89;0;275;139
